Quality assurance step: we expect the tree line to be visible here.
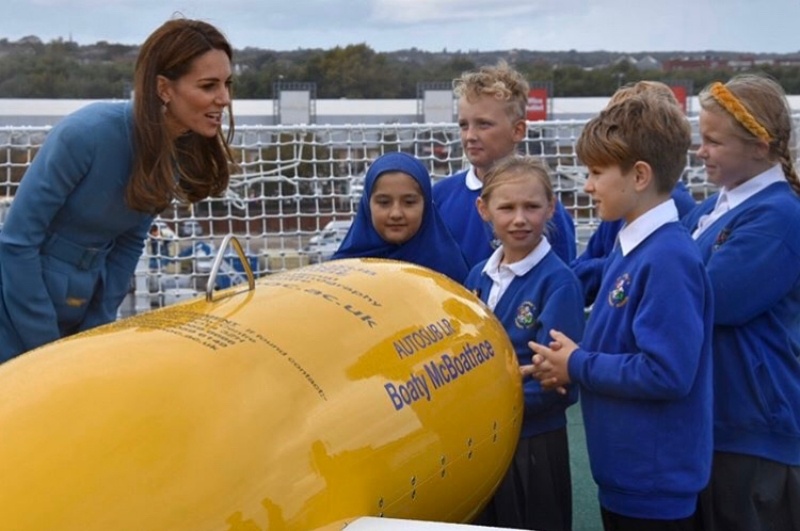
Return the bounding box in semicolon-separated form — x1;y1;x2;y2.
2;37;800;99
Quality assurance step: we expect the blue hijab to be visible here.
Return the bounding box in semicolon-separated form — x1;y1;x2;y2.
333;152;469;283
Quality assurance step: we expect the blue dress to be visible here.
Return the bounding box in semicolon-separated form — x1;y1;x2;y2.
333;152;469;283
0;101;153;361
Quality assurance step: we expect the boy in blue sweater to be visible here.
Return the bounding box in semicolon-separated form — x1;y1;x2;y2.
524;93;714;531
433;61;576;270
465;155;585;531
571;81;696;306
683;75;800;531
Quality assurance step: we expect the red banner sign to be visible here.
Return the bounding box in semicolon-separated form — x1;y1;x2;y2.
527;88;548;121
670;85;688;114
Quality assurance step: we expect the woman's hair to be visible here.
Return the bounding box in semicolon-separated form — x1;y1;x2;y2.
481;155;554;204
128;17;236;213
699;74;800;196
453;60;529;122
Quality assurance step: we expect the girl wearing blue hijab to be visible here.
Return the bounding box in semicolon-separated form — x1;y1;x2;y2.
333;152;469;283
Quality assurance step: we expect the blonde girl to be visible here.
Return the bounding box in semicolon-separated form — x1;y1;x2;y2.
465;155;584;531
683;74;800;531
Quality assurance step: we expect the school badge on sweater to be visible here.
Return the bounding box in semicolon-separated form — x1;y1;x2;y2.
713;227;731;251
608;273;631;308
514;301;538;329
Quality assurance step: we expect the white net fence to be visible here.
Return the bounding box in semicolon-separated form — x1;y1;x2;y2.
1;116;799;316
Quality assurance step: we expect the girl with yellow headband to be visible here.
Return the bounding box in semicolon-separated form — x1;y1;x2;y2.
683;74;800;531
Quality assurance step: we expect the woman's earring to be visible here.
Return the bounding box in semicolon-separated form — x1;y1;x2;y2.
161;102;168;115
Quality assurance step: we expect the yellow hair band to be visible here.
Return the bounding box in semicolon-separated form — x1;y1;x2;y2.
709;82;773;143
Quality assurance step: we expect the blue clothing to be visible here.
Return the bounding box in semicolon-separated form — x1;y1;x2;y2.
572;181;696;306
433;169;576;268
568;221;713;520
0;101;153;361
682;182;800;466
465;250;585;437
333;152;469;283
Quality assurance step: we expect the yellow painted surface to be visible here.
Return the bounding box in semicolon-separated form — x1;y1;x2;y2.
0;258;522;530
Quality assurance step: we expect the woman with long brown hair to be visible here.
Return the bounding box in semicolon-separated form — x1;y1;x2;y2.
0;17;236;361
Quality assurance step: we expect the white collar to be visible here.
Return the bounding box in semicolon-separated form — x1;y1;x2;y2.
465;165;483;191
720;163;786;211
618;199;679;256
482;237;552;277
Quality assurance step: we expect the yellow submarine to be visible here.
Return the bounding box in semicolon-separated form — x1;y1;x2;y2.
0;239;522;530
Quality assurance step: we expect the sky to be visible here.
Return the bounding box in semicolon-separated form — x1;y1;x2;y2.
3;0;800;54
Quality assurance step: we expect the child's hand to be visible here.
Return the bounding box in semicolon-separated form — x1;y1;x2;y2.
520;352;567;395
547;329;578;353
524;329;577;394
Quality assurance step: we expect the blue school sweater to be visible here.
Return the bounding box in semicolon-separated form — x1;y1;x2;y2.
567;221;713;519
683;182;800;466
572;182;697;306
433;170;576;268
465;250;585;437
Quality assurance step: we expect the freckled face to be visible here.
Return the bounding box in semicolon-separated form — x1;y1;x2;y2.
158;49;232;139
369;172;425;245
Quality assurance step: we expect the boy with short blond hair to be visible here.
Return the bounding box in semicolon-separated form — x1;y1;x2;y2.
433;61;576;269
525;92;714;531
